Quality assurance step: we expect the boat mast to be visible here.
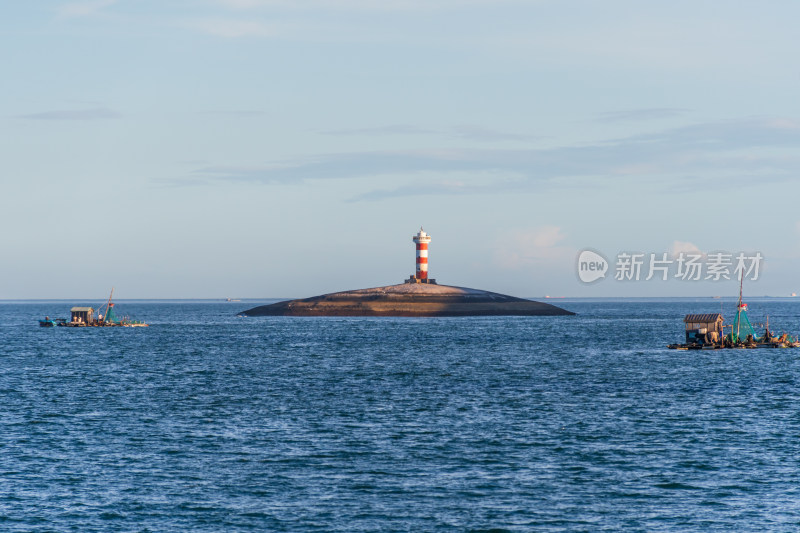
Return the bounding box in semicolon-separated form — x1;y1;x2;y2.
101;287;114;324
737;272;743;339
738;271;743;308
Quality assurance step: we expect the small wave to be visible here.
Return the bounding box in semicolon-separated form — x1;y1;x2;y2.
655;482;704;490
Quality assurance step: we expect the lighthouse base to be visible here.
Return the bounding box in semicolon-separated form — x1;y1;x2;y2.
405;276;437;285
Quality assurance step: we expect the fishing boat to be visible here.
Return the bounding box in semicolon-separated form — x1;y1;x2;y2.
668;275;799;350
39;288;149;328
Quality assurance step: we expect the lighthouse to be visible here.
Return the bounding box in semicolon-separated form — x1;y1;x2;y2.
407;227;437;284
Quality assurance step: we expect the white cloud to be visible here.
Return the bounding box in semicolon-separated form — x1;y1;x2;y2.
216;0;267;7
320;124;536;142
186;18;274;38
494;226;571;269
669;240;704;258
58;0;117;17
769;118;800;130
14;108;121;120
321;125;436;136
493;15;781;73
452;124;538;142
594;108;690;123
215;0;529;10
527;226;565;248
178;117;800;200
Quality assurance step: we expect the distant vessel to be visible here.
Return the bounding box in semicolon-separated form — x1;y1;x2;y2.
39;288;149;328
226;298;241;302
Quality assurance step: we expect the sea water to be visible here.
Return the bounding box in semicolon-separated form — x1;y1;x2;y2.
2;298;800;531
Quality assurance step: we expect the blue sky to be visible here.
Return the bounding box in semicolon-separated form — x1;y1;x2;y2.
3;0;800;299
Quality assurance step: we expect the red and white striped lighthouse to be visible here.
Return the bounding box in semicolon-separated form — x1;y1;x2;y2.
412;227;432;280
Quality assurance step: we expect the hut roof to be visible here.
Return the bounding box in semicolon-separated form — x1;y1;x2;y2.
70;307;94;312
684;313;723;323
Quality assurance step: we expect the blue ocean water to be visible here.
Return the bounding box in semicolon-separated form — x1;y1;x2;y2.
3;298;800;531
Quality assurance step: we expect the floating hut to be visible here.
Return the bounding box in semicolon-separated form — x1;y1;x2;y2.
70;307;96;325
683;313;723;345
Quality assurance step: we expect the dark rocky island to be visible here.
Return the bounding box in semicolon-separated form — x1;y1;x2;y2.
240;283;574;317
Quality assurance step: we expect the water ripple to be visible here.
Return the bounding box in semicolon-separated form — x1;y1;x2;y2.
3;300;800;531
